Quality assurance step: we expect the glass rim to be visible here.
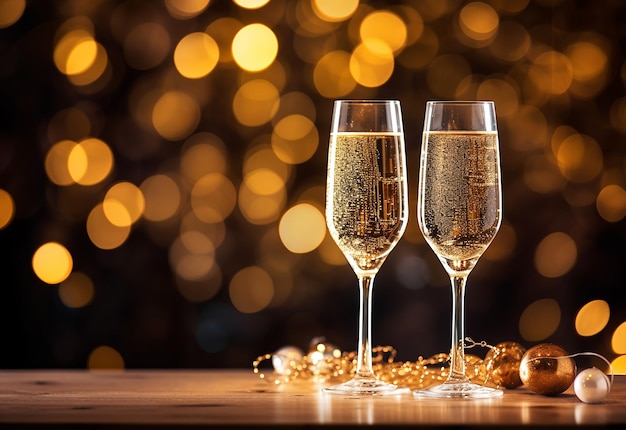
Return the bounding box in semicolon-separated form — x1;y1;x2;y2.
426;100;494;105
334;99;401;104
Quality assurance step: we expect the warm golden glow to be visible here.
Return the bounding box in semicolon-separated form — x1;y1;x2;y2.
54;29;95;75
575;300;610;337
233;0;270;9
528;50;573;95
459;2;499;41
271;115;319;165
59;272;95;309
612;321;626;354
519;298;561;342
596;184;626;222
190;173;237;223
104;181;145;225
174;32;219;79
350;40;395;88
232;79;279;127
87;345;125;370
278;203;325;254
534;232;577;278
313;50;356;98
359;11;407;54
556;133;603;183
169;231;216;281
141;174;181;222
86;203;131;250
312;0;358;22
165;0;210;19
0;0;25;28
32;242;73;285
232;23;278;72
229;266;274;313
0;189;15;230
68;138;114;186
612;355;626;375
152;91;201;141
180;134;228;185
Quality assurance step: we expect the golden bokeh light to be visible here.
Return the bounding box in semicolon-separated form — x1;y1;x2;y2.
47;108;92;143
45;140;77;186
350;40;395;88
232;23;278;72
0;0;25;28
313;0;358;22
205;17;242;64
32;242;73;285
459;2;499;42
534;232;577;278
528;50;573;96
0;189;15;230
317;234;348;266
278;203;325;254
489;21;530;62
68;138;114;186
523;154;565;194
180;133;228;186
169;231;215;281
229;266;274;313
519;298;561;342
141;174;182;222
359;11;407;54
476;78;519;117
87;345;125;370
596;184;626;222
190;173;237;223
54;29;96;75
86;203;132;250
239;182;287;225
59;272;95;309
233;0;270;9
313;50;357;98
165;0;210;19
152;91;201;141
174;32;219;79
555;133;603;183
612;355;626;375
232;79;279;127
612;321;626;354
104;181;145;225
575;299;610;337
175;264;222;303
271;114;319;165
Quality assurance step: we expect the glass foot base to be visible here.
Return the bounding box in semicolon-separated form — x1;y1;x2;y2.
323;378;410;396
414;381;503;399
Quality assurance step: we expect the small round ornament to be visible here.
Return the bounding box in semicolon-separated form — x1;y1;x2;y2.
574;367;611;403
485;341;526;389
519;343;576;396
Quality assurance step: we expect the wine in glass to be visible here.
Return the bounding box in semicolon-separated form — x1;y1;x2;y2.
325;100;409;395
415;101;503;399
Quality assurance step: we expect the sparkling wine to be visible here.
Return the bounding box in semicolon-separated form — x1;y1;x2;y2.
418;131;501;271
327;132;407;272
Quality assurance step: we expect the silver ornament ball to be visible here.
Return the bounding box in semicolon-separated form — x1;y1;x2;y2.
574;367;611;403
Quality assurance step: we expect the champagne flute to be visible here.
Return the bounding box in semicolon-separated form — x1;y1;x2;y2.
414;101;503;399
325;100;409;395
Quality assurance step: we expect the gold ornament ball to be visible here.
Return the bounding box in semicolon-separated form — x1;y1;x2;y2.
485;341;526;389
519;343;576;396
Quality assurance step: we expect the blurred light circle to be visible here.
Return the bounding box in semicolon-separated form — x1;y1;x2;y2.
612;322;626;354
232;79;279;126
152;91;201;141
271;115;319;164
104;181;145;225
165;0;210;19
312;0;358;22
459;2;499;41
519;298;561;342
534;232;577;278
0;188;15;229
349;40;395;88
0;0;26;28
191;173;237;223
32;242;73;285
596;184;626;222
279;203;325;254
174;32;219;79
575;300;610;337
232;23;278;72
141;174;181;222
59;272;95;309
68;138;114;186
359;11;407;53
86;203;132;250
87;345;124;370
556;133;603;183
229;266;274;313
313;50;356;98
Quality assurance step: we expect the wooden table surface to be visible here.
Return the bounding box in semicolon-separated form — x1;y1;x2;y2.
0;369;624;428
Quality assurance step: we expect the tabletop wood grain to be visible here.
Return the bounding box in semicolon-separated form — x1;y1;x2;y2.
0;369;624;428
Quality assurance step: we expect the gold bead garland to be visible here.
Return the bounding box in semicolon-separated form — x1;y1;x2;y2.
253;337;505;390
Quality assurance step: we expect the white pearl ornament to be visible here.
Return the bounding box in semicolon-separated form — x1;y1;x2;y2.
574;367;611;403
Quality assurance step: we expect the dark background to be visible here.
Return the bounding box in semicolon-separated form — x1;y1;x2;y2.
1;0;625;371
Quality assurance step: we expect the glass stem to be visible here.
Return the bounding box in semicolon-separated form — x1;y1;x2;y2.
355;274;375;379
448;274;469;382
